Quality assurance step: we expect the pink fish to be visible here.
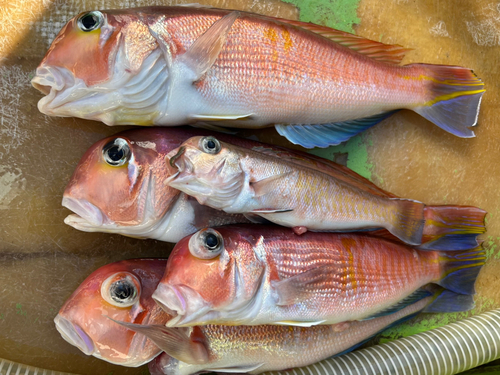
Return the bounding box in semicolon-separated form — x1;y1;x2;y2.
165;135;486;246
153;225;484;327
31;7;484;148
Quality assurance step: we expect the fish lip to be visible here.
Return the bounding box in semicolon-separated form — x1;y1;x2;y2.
62;197;105;227
153;284;210;327
54;314;95;356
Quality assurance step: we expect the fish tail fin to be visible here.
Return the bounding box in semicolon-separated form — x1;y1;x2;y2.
387;198;425;245
417;205;487;251
437;246;486;295
410;64;485;137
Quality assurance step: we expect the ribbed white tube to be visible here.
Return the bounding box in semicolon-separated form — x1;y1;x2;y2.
0;358;76;375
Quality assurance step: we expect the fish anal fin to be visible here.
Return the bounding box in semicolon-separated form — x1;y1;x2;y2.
361;289;432;320
251;171;295;197
271;265;334;306
179;11;240;80
106;317;208;365
272;18;411;65
210;363;265;373
275;111;397;149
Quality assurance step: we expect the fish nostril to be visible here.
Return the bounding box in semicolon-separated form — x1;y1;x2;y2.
54;314;95;355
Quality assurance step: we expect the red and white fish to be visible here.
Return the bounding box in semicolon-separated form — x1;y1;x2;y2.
165;135;486;246
31;6;484;148
54;259;170;366
57;258;441;374
153;225;484;327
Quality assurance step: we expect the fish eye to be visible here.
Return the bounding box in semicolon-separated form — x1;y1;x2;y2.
189;228;224;259
77;11;103;32
101;273;141;308
199;136;221;154
102;138;131;167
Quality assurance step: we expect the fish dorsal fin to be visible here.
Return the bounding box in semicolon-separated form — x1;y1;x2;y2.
274;18;411;65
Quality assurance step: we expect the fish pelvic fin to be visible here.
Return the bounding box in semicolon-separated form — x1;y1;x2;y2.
275;111;397;149
387;198;425;245
410;64;485;138
437;246;486;295
106;317;209;365
417;205;487;251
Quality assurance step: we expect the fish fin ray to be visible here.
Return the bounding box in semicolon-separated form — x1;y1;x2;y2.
105;317;208;364
179;11;240;80
275;112;397;149
438;246;486;295
243;213;274;224
275;320;327;327
271;265;334;306
251;171;295;197
410;64;484;137
361;289;432;320
423;289;475;313
272;18;411;65
190;113;253;121
210;363;265;373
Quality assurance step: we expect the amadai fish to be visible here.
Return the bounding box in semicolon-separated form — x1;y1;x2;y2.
31;6;484;148
58;258;445;373
166;136;486;246
54;259;170;366
153;225;484;327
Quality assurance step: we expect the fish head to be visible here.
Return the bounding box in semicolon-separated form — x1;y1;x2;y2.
166;136;246;211
149;352;181;375
55;259;171;366
63;128;178;238
154;226;266;326
31;9;166;125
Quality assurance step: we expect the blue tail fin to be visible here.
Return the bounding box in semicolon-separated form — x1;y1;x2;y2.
410;64;485;138
438;247;486;295
424;289;475;313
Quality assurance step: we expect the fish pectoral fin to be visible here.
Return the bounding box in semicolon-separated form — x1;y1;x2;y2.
190;113;253;121
275;111;398;149
250;171;296;197
105;317;209;365
271;265;334;306
210;363;265;373
189;122;239;133
251;208;294;214
178;11;240;80
275;320;327;327
361;289;433;320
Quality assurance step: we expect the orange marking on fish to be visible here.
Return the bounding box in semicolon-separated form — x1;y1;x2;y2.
264;27;279;62
280;26;293;53
341;237;357;293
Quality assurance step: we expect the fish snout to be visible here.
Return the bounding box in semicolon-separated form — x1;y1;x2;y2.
54;314;95;355
153;284;209;326
31;65;69;94
62;196;105;227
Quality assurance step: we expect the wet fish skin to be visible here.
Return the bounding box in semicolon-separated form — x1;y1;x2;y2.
166;136;425;245
55;259;170;366
32;7;484;147
154;225;484;327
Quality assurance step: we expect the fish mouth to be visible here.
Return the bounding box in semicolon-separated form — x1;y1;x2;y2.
54;314;95;355
152;284;210;327
62;197;105;227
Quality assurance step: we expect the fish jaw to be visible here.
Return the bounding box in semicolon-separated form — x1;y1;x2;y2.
32;43;169;125
153;284;211;327
62;197;106;227
54;314;95;356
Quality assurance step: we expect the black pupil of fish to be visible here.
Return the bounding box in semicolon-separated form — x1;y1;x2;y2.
81;14;98;30
111;280;134;301
206;140;216;150
107;146;124;161
205;233;219;249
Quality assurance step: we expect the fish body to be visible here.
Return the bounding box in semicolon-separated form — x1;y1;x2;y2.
167;136;424;245
32;7;484;148
154;225;484;327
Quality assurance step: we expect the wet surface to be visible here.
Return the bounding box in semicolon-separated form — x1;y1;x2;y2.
0;0;499;374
